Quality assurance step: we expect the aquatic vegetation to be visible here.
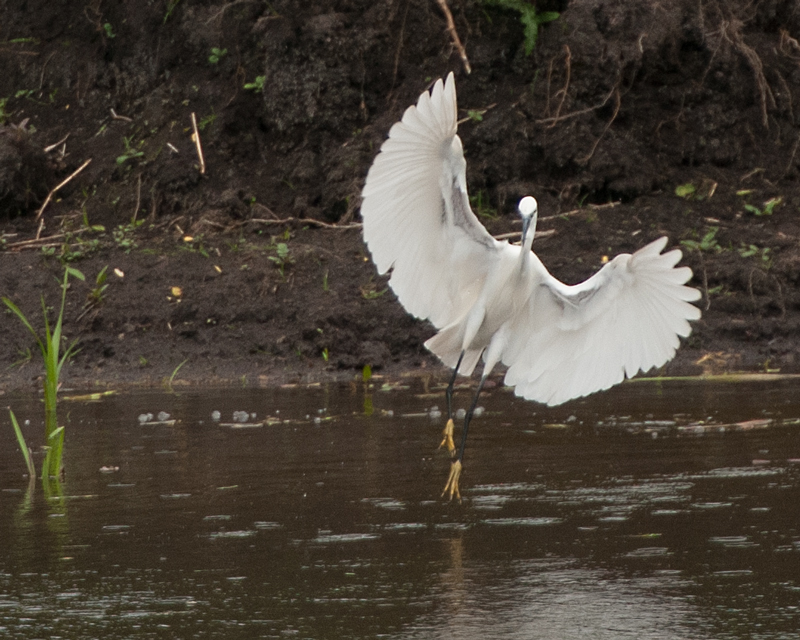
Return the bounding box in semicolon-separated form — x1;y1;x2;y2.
3;266;85;479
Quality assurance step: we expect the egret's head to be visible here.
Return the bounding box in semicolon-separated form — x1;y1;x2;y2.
518;196;538;246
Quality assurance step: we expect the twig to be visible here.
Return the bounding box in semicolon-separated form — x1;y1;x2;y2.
132;173;142;222
35;158;92;222
110;108;133;122
249;217;362;230
435;0;471;74
38;51;57;91
191;112;206;175
43;133;70;153
494;228;555;242
6;228;90;250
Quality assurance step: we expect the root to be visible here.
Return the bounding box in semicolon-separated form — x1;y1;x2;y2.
719;19;775;129
576;87;621;165
548;45;571;128
536;85;616;126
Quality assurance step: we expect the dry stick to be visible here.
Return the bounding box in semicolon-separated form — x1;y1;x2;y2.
494;228;555;242
38;50;57;91
249;217;362;230
132;173;142;222
35;158;92;222
7;229;91;250
110;108;133;122
43;133;70;153
390;0;410;95
435;0;471;74
191;112;206;175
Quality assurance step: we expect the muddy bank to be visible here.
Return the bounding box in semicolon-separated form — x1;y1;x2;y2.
2;1;800;393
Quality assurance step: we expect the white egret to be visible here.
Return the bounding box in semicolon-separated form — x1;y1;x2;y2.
360;73;701;499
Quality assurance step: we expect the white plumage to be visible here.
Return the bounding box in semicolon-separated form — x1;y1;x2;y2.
361;72;701;408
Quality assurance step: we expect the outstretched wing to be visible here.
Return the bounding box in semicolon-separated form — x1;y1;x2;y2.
503;237;701;406
361;72;500;329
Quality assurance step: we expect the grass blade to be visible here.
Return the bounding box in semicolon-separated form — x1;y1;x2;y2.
9;410;36;477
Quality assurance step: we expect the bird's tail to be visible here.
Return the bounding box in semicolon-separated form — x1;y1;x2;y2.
425;325;483;376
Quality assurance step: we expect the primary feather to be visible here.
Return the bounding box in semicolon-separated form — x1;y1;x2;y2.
361;73;701;406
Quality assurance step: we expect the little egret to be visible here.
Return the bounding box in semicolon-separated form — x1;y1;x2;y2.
360;73;701;500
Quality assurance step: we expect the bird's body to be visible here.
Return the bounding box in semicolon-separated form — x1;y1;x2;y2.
361;73;701;497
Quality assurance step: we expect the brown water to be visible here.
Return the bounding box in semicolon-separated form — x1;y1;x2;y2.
2;377;800;639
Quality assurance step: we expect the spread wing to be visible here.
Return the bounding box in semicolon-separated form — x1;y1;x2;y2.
503;237;702;406
361;72;501;329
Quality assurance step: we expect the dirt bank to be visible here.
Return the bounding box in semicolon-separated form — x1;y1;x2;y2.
2;0;800;393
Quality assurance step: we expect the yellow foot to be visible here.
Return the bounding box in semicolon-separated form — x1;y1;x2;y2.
438;418;456;455
441;459;462;502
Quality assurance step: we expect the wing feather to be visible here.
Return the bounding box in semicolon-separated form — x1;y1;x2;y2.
361;73;500;329
503;237;701;406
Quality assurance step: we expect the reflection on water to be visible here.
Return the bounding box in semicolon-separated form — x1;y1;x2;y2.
2;377;800;638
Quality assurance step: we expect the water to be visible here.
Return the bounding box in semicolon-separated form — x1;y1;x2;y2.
2;377;800;639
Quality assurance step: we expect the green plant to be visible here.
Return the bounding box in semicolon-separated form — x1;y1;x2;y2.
9;410;35;478
164;358;188;391
739;244;772;266
467;109;484;123
469;189;497;219
87;266;109;305
483;0;559;55
322;347;329;362
322;269;330;292
2;266;85;479
103;22;115;38
360;280;388;299
0;97;9;124
208;47;227;64
744;196;782;217
674;183;696;198
198;113;216;130
164;0;181;23
116;136;144;165
10;347;32;369
113;220;144;252
681;227;722;253
244;75;265;92
269;242;294;278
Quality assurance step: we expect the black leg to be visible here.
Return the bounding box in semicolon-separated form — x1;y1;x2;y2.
456;375;487;464
442;374;487;502
445;351;464;422
439;351;464;456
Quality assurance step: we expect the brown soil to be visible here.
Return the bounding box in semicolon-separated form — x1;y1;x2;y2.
2;0;800;393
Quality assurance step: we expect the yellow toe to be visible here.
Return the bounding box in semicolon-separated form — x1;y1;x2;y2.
441;459;462;502
438;418;456;455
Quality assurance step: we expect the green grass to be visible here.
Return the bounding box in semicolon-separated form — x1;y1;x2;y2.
3;266;85;479
9;410;35;478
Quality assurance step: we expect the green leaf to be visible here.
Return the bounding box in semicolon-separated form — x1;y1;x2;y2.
674;183;696;198
9;410;35;477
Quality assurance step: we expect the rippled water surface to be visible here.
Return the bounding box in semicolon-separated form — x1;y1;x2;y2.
2;377;800;639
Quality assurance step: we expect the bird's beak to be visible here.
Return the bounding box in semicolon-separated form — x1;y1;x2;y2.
521;216;532;246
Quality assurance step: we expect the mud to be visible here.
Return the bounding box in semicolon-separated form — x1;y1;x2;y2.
2;0;800;393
